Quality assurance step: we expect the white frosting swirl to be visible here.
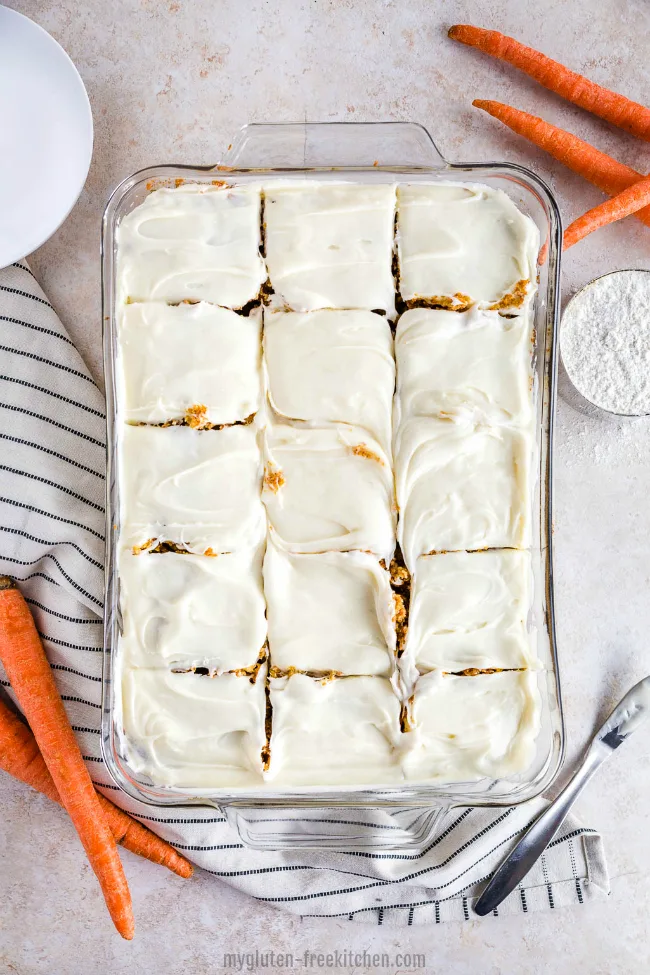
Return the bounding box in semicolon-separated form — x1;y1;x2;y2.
118;548;266;673
397;182;539;306
118;302;261;425
402;671;541;782
266;674;404;786
119;424;265;554
264;542;396;676
117;183;265;307
264;181;396;314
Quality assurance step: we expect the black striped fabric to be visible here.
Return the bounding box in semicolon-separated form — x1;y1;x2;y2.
0;263;610;923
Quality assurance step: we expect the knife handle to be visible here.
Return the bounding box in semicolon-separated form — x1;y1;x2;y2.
473;746;604;916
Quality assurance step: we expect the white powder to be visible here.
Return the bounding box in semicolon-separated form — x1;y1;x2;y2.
561;269;650;415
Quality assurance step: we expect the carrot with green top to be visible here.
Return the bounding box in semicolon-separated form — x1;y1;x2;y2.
0;697;193;878
472;100;650;229
563;175;650;249
0;577;134;939
449;25;650;140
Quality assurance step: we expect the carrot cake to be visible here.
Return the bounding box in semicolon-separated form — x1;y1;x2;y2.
266;673;403;785
113;176;545;792
394;416;531;569
120;667;267;787
394;306;534;427
119;424;265;554
402;670;540;782
117;183;265;307
397;183;539;309
118;302;262;425
264;308;395;454
117;548;266;673
264;181;396;314
404;550;534;676
262;424;395;560
263;541;396;676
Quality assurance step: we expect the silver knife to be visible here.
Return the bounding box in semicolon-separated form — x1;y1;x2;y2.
474;674;650;916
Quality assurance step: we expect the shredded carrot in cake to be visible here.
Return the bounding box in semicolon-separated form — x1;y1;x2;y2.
269;665;342;683
261;683;272;771
392;593;408;654
132;538;155;555
389;559;410;588
230;649;268;683
447;668;511;677
404;292;473;312
269;665;299;679
489;278;529;310
400;702;413;733
133;540;219;556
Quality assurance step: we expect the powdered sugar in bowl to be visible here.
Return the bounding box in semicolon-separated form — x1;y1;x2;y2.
561;269;650;416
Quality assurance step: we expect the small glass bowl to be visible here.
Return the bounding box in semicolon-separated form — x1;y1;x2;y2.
560;269;650;418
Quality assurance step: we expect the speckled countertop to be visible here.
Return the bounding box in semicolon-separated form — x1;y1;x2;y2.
2;1;650;972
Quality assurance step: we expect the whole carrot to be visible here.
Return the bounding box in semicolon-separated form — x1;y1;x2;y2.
564;176;650;249
473;100;650;229
0;577;134;939
0;698;192;878
450;25;650;141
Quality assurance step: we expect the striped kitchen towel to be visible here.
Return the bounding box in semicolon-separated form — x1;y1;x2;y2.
0;261;609;924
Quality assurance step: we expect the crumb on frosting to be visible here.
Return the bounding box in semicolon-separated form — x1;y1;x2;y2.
264;463;286;493
350;443;384;465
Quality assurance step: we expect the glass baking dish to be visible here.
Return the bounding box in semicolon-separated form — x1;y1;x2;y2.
100;121;564;851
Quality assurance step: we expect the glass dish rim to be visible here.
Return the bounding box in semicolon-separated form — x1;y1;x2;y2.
100;120;564;813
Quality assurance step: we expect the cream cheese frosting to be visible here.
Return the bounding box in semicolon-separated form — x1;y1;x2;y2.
264;181;396;314
118;302;262;425
119;424;264;554
405;550;535;674
264;309;395;454
264;542;396;676
116;183;265;307
120;667;267;787
395;417;531;568
266;674;404;785
402;671;541;782
394;306;533;427
117;548;266;673
262;423;395;559
397;182;539;308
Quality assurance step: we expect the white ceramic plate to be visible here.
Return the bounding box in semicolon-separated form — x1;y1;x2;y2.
0;7;93;268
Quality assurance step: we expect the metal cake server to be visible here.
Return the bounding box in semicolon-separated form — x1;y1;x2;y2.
474;674;650;916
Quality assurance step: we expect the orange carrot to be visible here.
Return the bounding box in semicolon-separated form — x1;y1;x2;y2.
563;176;650;249
0;577;134;939
450;25;650;141
0;698;192;878
472;100;650;229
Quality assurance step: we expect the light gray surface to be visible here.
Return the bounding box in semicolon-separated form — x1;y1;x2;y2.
2;0;650;971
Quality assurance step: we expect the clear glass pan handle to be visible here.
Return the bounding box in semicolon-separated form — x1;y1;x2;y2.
221;803;448;852
222;121;449;170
